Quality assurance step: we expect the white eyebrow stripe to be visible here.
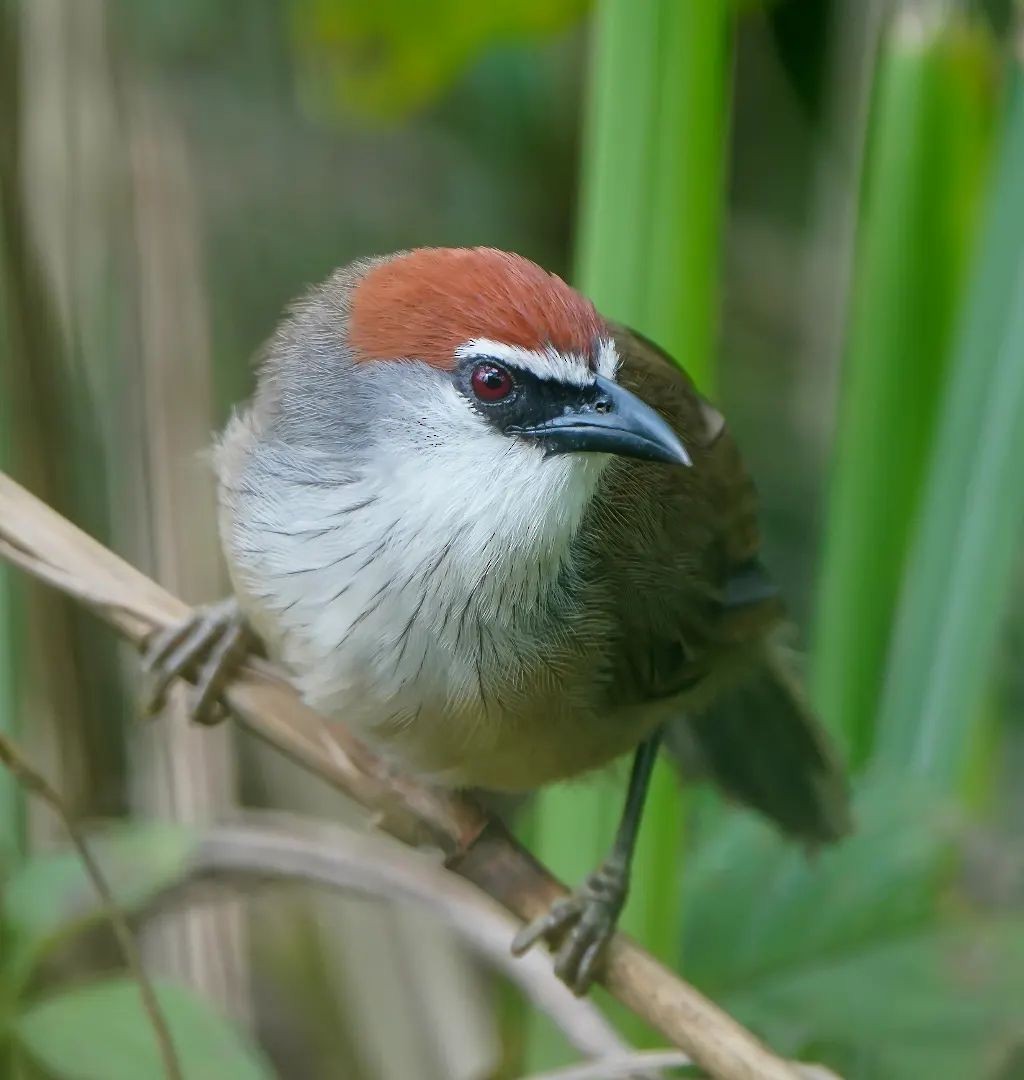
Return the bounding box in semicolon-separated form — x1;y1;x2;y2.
594;336;619;379
455;337;619;386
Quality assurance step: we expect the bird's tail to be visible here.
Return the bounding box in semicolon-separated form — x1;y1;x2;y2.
667;647;851;845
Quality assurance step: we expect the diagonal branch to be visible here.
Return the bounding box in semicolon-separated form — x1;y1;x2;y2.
0;469;801;1080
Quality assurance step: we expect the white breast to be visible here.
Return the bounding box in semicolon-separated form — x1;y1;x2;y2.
217;405;609;783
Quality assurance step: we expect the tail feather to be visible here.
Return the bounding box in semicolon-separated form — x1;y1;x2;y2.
668;650;851;845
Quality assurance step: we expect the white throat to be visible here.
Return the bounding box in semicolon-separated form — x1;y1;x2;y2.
379;427;606;615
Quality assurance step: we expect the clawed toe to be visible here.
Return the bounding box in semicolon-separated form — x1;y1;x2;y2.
511;897;579;956
141;599;251;725
511;861;627;995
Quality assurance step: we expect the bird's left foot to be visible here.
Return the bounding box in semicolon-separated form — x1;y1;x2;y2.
511;859;627;995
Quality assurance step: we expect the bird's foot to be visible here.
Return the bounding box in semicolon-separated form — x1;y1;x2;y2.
141;598;252;725
511;859;627;995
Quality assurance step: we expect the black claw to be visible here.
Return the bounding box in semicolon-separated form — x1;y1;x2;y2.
142;622;196;712
190;619;248;724
511;897;577;956
553;940;579;985
575;936;606;993
143;617;223;714
555;893;617;995
139;600;250;725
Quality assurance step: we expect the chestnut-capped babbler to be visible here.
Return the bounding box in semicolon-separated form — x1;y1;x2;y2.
143;247;850;994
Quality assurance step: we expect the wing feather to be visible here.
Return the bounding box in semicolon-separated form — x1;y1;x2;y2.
596;323;849;843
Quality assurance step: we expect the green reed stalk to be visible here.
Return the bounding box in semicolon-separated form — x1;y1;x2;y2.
811;11;997;765
875;58;1024;787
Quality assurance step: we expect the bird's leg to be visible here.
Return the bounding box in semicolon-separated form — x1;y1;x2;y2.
511;728;663;995
141;597;254;725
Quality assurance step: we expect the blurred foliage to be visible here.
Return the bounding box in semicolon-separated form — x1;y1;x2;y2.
2;823;194;986
877;61;1024;787
16;979;273;1080
0;822;272;1079
283;0;807;123
684;783;1024;1079
976;0;1016;38
288;0;590;119
766;0;836;121
812;13;1000;765
285;0;783;121
683;785;953;995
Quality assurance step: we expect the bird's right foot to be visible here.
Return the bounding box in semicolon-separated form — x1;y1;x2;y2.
141;598;252;725
511;858;628;995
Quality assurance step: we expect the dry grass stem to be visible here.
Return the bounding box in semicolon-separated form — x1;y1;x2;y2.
0;733;183;1080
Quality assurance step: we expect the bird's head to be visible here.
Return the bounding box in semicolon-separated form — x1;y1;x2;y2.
301;247;690;470
236;248;695;603
250;247;691;566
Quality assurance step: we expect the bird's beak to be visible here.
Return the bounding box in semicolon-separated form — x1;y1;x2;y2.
517;376;692;467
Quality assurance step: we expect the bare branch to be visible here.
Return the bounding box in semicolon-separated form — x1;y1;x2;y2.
0;734;183;1080
0;470;802;1080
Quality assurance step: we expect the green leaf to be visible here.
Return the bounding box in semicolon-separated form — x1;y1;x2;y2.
726;918;1024;1080
811;12;999;765
680;783;1023;1079
14;978;274;1080
574;0;731;385
2;822;195;972
680;781;953;995
875;64;1024;787
765;0;835;121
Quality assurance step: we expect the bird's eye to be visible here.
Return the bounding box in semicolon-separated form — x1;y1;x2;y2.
470;362;515;403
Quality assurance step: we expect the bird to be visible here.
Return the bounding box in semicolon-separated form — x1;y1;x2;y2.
142;246;850;994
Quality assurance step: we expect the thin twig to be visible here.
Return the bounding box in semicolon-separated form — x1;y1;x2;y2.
0;734;183;1080
0;470;803;1080
522;1050;693;1080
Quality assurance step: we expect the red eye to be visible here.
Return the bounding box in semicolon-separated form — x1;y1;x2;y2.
470;362;514;403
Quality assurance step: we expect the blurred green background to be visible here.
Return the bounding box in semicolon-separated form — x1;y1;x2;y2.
2;0;1024;1077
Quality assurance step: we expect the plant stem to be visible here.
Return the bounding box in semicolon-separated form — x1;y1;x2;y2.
0;735;184;1080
